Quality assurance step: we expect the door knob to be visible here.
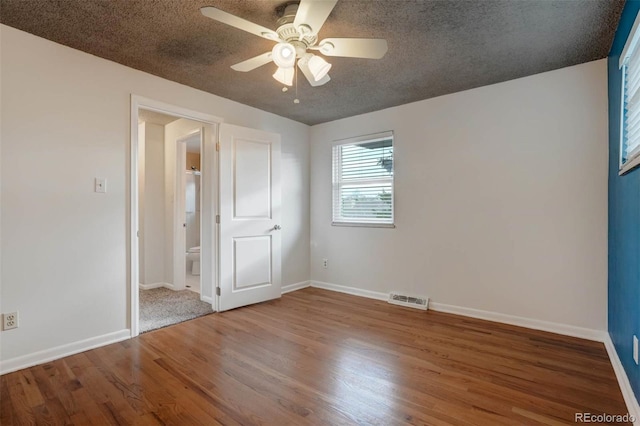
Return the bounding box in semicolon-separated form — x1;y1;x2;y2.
273;224;281;230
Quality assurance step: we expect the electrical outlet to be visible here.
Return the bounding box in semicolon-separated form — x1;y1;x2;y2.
3;312;18;331
634;335;638;365
322;258;328;269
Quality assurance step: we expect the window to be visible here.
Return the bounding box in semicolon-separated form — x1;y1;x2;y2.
620;11;640;174
332;131;394;227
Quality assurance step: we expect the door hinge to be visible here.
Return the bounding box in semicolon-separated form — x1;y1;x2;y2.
216;287;221;296
216;142;220;152
216;215;220;224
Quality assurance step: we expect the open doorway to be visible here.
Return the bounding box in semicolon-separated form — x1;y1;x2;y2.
183;133;202;293
130;96;284;338
132;100;220;335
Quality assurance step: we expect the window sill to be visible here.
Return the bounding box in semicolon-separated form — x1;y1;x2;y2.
619;153;640;175
332;222;395;228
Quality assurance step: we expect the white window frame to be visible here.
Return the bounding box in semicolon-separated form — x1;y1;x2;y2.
619;10;640;175
332;131;395;228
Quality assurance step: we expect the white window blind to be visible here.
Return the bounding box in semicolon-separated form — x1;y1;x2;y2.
332;131;394;226
623;57;640;164
620;10;640;172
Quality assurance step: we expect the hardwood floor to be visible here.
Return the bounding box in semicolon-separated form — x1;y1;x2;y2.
1;288;630;425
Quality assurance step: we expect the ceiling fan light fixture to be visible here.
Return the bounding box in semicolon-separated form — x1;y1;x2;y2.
308;54;332;81
201;2;387;89
272;42;296;68
273;67;294;86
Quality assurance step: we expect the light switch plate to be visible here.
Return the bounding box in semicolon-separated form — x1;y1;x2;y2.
95;177;107;193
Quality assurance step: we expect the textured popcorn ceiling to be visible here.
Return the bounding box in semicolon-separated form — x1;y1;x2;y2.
0;0;624;125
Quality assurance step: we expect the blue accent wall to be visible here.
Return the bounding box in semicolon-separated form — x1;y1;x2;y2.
609;0;640;405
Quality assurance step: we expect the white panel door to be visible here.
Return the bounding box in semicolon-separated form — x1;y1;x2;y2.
218;123;281;311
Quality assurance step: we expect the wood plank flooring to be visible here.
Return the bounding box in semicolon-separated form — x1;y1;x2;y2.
0;288;630;425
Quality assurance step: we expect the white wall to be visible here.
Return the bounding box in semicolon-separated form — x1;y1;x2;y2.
310;60;609;331
141;122;166;285
0;25;310;364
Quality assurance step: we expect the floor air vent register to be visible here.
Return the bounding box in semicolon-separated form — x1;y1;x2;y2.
388;292;429;310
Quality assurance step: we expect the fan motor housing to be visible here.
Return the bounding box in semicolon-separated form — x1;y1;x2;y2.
277;3;299;26
276;24;317;48
276;3;318;49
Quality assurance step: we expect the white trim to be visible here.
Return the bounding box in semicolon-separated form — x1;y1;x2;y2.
173;135;187;290
331;131;395;227
130;95;223;338
332;130;394;146
0;329;130;375
429;302;605;342
620;152;640;175
310;280;388;301
131;95;224;124
201;295;214;304
620;9;640;68
130;97;141;339
281;281;311;294
173;130;201;291
139;282;174;290
604;334;640;425
620;63;627;171
207;125;221;313
332;222;396;228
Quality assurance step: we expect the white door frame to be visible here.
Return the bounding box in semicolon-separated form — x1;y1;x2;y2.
129;95;223;338
173;130;202;291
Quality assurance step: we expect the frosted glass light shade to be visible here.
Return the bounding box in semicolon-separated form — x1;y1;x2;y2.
273;67;294;86
297;53;331;87
308;55;332;81
272;43;296;68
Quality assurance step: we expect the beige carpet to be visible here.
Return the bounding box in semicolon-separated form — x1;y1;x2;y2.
139;288;213;333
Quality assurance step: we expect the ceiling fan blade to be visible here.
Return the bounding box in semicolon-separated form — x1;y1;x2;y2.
231;52;273;72
317;38;388;59
298;60;330;87
200;6;279;41
293;0;338;35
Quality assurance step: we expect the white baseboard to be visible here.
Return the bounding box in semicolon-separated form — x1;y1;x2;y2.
310;280;388;301
281;281;311;294
604;334;640;425
0;329;130;375
201;295;213;304
428;302;605;342
139;282;173;290
307;281;604;341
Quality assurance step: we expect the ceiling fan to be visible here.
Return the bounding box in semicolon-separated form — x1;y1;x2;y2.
200;0;388;88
